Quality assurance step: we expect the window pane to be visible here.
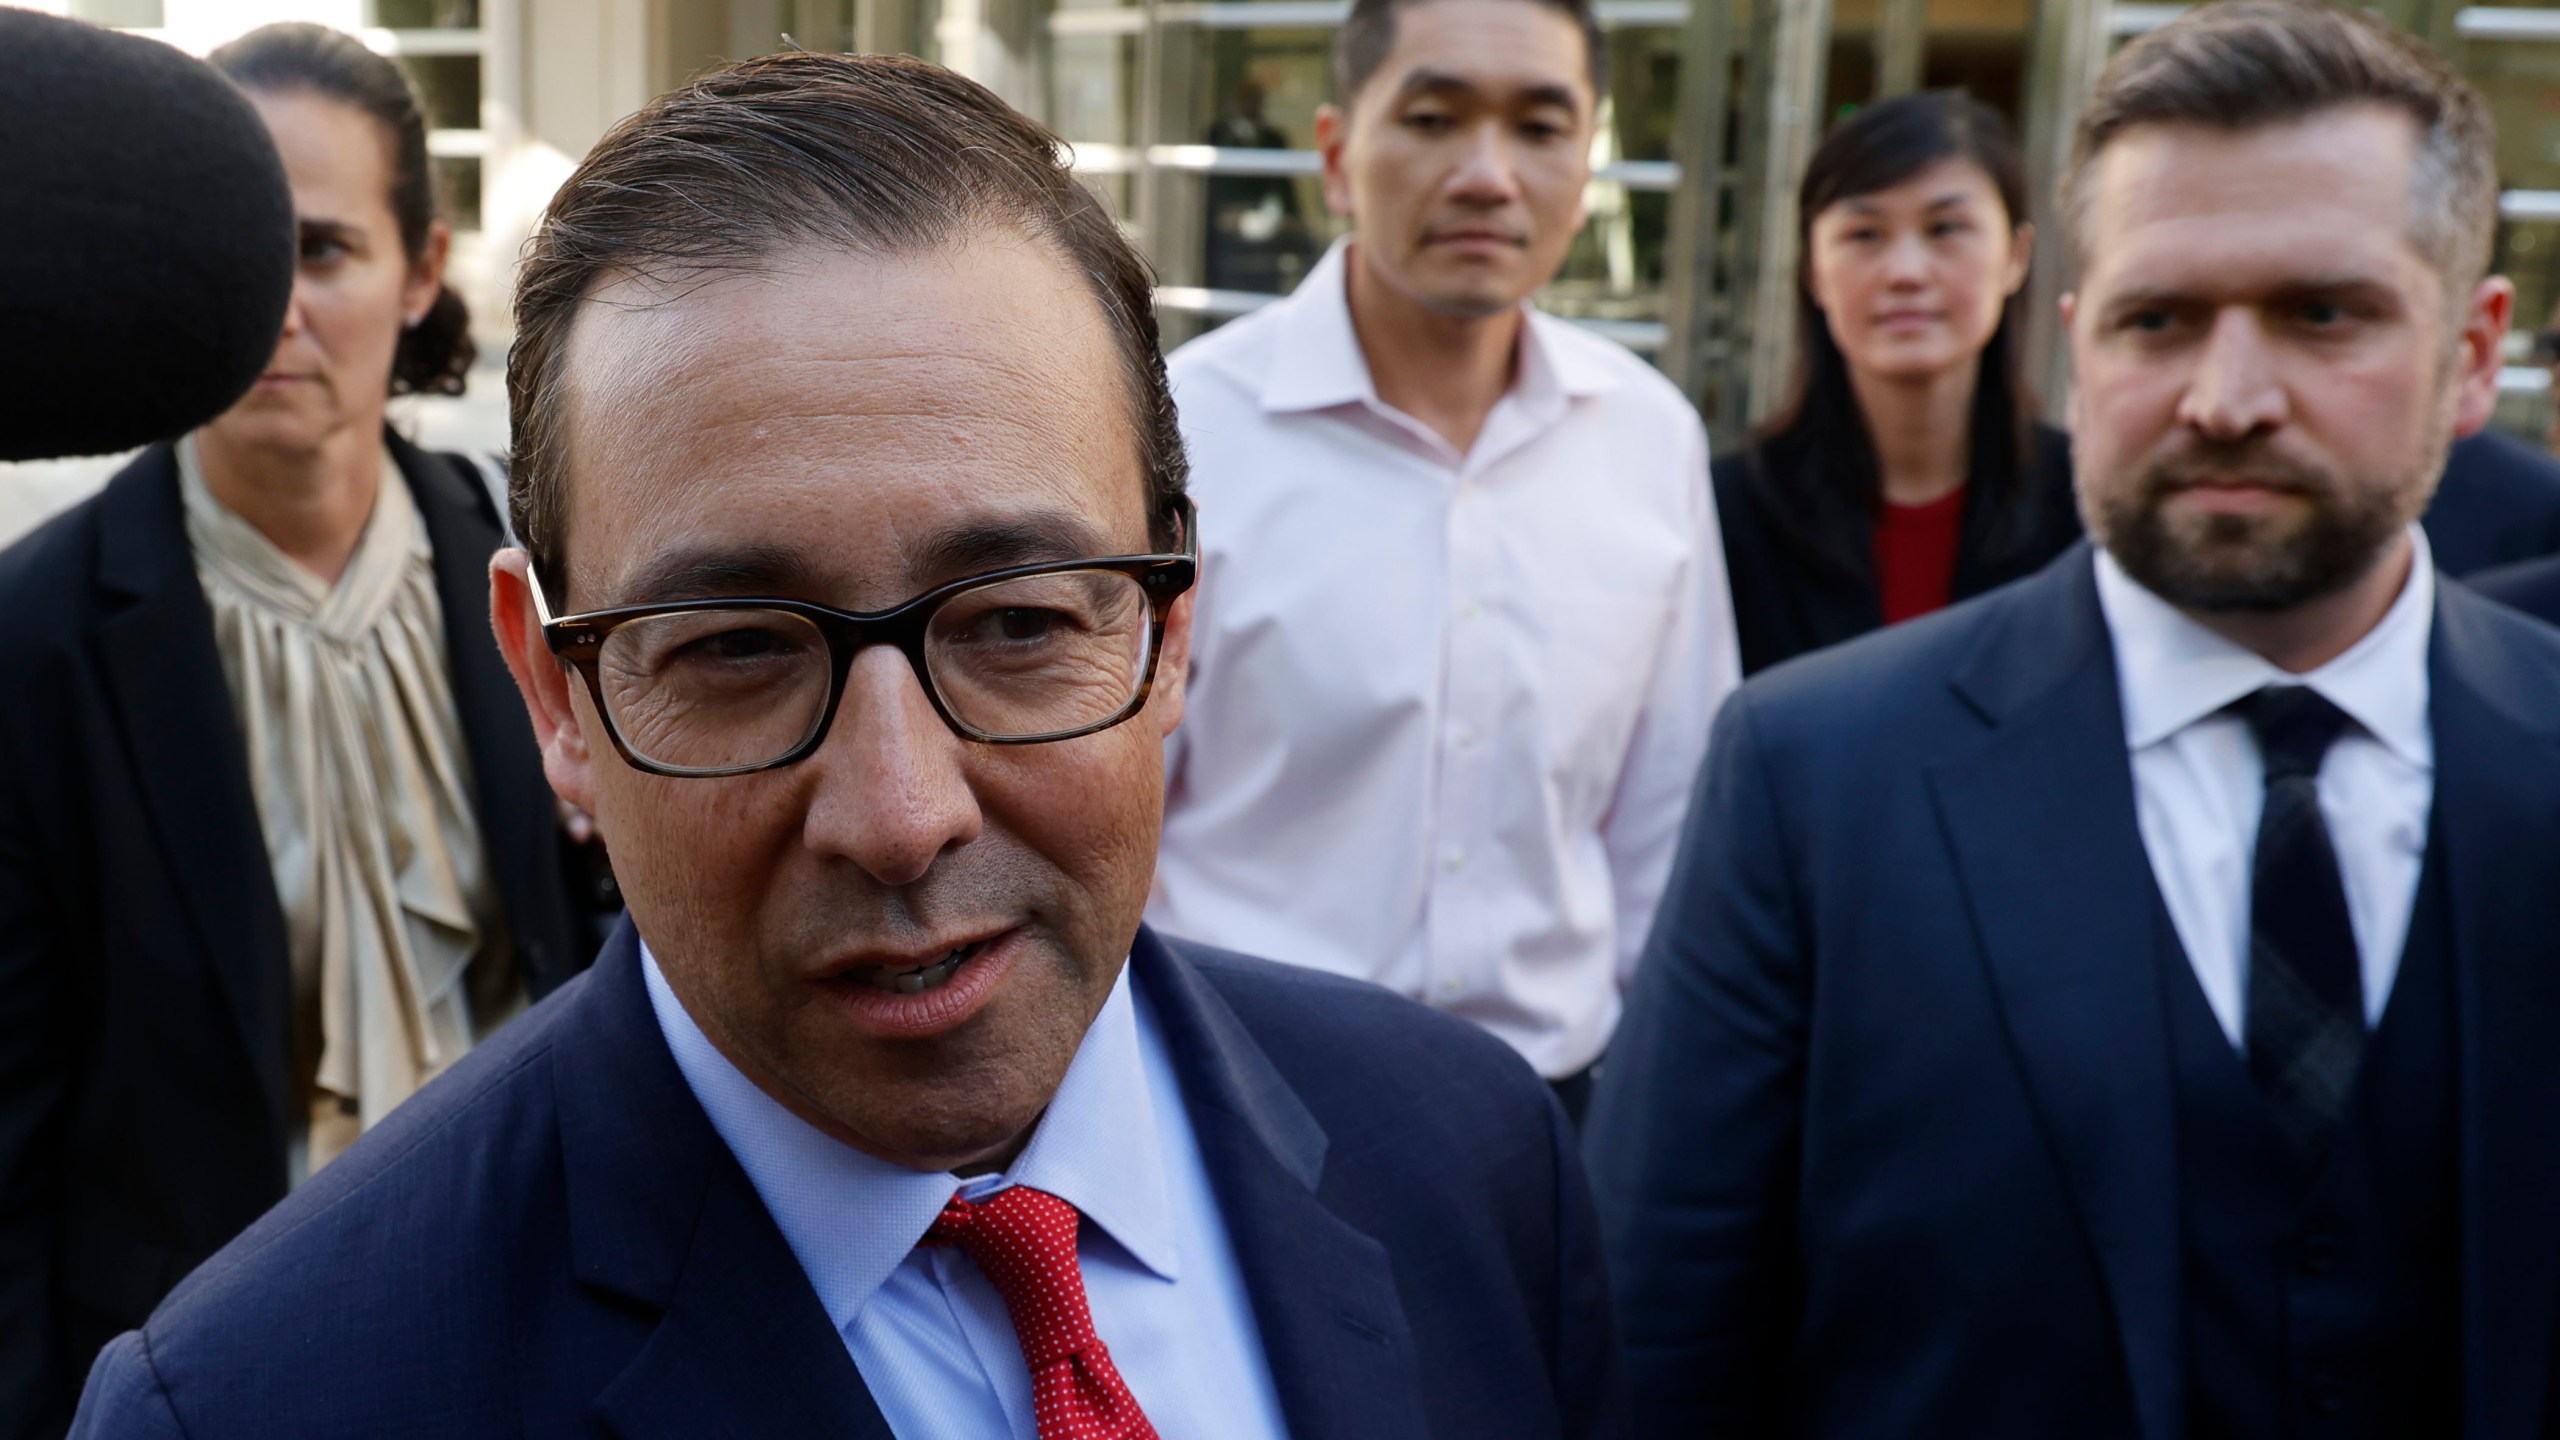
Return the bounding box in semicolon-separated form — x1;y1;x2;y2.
68;0;163;27
779;0;856;55
1159;26;1332;150
2462;39;2560;190
399;54;482;132
434;156;483;233
1548;182;1670;328
1052;33;1142;145
1600;25;1682;164
370;0;479;28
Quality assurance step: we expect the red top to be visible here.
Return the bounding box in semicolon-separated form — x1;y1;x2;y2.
1874;486;1968;626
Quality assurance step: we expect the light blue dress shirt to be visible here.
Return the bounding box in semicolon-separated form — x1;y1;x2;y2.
641;946;1292;1440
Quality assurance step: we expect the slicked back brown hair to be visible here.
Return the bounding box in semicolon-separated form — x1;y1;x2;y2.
508;52;1186;598
2061;0;2498;296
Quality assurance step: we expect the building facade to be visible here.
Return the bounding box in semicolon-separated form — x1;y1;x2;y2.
22;0;2560;446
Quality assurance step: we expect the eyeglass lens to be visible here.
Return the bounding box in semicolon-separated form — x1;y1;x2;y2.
593;568;1157;771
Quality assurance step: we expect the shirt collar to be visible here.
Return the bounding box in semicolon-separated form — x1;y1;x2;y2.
640;943;1180;1331
2092;524;2435;769
1257;236;1617;419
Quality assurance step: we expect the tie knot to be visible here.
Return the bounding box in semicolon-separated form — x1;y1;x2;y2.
920;1185;1096;1366
2235;685;2353;781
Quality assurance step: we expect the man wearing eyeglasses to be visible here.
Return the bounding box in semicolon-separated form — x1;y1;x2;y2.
69;54;1621;1440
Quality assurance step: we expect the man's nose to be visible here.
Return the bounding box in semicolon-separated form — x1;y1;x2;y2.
799;645;984;889
1445;120;1525;205
2177;309;2288;440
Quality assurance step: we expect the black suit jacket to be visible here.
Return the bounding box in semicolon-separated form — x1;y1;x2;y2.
1713;423;2082;676
1585;547;2560;1437
2472;553;2560;627
0;436;593;1439
2423;429;2560;577
70;923;1622;1439
1716;425;2560;677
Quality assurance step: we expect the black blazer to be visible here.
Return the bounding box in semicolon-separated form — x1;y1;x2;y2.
2470;552;2560;626
1713;422;2082;676
0;435;593;1439
71;923;1623;1439
1584;547;2560;1436
2423;429;2560;578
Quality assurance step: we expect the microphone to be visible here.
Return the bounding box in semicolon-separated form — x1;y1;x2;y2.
0;9;296;461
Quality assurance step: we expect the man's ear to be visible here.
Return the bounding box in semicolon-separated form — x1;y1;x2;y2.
2059;290;2084;437
1150;587;1196;741
1316;104;1353;218
490;548;599;815
2451;274;2515;439
2004;221;2036;299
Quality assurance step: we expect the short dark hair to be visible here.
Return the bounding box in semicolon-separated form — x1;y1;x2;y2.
209;22;475;397
506;53;1186;599
2062;0;2497;291
1756;92;2041;579
1333;0;1608;108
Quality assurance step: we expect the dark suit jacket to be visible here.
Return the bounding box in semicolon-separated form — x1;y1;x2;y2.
1584;546;2560;1438
2469;550;2560;626
1717;425;2560;677
2424;429;2560;577
0;436;593;1440
1714;423;2082;676
67;922;1621;1439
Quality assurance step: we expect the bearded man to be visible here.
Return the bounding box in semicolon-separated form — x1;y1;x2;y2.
1584;1;2560;1434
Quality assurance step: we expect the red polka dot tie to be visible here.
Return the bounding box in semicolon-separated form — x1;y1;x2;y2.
922;1185;1162;1440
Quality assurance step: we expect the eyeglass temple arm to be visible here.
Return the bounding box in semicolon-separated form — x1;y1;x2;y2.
518;549;561;628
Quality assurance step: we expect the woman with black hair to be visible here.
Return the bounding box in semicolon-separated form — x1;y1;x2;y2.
1716;91;2082;676
0;25;592;1428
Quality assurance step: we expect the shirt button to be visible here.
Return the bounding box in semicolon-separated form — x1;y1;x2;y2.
1455;725;1478;747
1462;602;1483;621
1445;849;1467;872
1438;977;1462;997
2299;1231;2344;1277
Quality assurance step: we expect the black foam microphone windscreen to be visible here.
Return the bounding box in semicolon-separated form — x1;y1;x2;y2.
0;9;296;461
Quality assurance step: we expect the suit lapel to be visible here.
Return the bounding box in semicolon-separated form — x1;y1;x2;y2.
1131;931;1436;1440
398;434;576;990
560;925;895;1440
92;447;292;1138
589;1169;896;1440
2431;588;2560;1439
1925;553;2184;1440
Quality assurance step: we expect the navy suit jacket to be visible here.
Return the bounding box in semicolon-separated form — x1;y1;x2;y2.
1584;545;2560;1438
2469;551;2560;627
2425;429;2560;577
71;923;1621;1439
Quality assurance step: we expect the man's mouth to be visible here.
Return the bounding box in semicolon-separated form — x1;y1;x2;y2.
834;939;988;996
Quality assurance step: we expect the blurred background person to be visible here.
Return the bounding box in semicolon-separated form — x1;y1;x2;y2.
1201;75;1316;295
1715;92;2078;678
1150;0;1740;1125
0;13;296;1435
0;23;593;1433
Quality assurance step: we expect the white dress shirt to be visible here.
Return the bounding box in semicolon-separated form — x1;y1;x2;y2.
1150;240;1741;1078
642;947;1290;1440
2093;530;2437;1046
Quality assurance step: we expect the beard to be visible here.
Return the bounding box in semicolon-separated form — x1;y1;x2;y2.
2085;437;2433;613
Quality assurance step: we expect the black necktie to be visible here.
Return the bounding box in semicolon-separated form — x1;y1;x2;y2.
2235;685;2364;1161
